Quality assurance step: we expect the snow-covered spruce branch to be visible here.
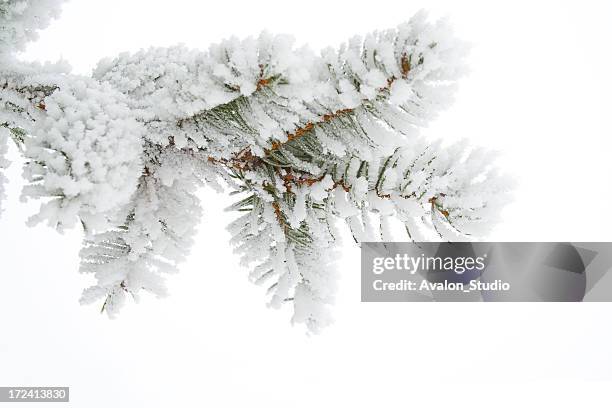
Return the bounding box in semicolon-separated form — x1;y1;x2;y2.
1;2;512;332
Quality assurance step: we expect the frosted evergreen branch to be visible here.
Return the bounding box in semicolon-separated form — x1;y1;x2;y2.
0;3;512;332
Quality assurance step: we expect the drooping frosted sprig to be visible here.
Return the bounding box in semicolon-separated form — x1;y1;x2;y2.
79;145;222;316
227;191;339;332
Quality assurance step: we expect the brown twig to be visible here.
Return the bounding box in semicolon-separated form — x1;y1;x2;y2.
428;194;450;219
269;108;354;151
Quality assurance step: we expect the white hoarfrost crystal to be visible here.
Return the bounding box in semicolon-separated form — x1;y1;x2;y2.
21;77;144;231
0;4;512;333
0;0;66;53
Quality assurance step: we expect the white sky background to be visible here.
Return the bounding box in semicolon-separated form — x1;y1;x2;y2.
1;0;612;406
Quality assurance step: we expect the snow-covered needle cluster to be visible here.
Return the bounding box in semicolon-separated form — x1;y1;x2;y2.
1;1;511;332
